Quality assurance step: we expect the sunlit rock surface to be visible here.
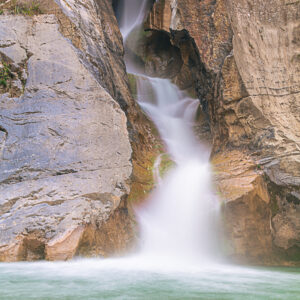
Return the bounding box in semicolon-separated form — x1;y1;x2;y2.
0;11;133;261
146;0;300;265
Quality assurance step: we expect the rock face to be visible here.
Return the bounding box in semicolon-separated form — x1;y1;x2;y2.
221;0;300;264
0;3;135;261
0;0;163;262
146;0;300;265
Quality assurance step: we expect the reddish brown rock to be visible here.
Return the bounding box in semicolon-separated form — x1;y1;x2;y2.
145;0;300;265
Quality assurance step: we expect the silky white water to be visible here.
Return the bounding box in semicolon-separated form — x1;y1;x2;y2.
135;77;219;263
119;0;219;265
118;0;149;39
1;1;299;299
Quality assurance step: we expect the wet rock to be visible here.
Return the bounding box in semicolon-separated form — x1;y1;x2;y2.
212;150;273;264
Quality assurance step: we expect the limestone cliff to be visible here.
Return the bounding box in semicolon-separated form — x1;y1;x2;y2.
146;0;300;265
0;0;162;261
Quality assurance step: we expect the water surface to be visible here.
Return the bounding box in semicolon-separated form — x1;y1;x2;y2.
1;259;299;299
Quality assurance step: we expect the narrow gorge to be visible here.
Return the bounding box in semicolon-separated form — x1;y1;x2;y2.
0;0;299;299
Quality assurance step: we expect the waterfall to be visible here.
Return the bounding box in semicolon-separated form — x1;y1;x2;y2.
117;0;150;40
120;1;220;264
1;3;299;299
136;78;220;263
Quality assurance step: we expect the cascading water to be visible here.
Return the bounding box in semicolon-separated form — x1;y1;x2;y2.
135;78;220;263
117;0;149;39
119;0;220;265
1;2;299;299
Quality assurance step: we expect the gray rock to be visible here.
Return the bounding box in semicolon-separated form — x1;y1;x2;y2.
0;15;132;261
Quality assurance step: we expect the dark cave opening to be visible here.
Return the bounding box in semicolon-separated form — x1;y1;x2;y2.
112;0;123;25
140;28;213;128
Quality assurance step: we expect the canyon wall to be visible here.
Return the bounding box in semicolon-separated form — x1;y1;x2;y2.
146;0;300;265
0;0;299;265
0;0;162;261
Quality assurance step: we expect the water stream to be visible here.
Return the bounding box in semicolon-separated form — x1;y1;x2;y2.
135;77;219;263
119;0;221;264
0;1;299;299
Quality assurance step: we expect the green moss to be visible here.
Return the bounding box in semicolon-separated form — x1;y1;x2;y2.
127;73;137;99
0;9;3;15
0;79;7;88
126;27;150;52
128;152;175;204
159;154;175;178
150;123;160;138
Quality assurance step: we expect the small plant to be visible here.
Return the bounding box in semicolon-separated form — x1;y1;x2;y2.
0;62;14;89
0;9;4;15
21;78;26;91
11;0;42;16
0;79;7;88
